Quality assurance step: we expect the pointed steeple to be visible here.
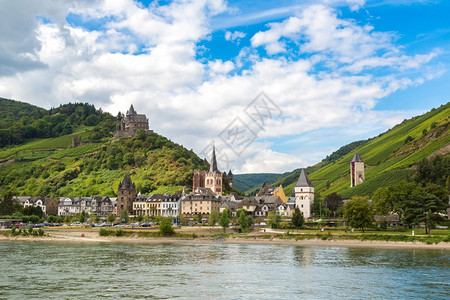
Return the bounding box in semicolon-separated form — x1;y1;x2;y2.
209;142;218;173
126;104;136;116
295;168;313;187
351;152;363;162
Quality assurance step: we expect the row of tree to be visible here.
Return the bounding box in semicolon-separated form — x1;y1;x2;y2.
343;180;448;234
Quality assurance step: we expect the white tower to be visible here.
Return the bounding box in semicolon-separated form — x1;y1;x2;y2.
294;169;314;219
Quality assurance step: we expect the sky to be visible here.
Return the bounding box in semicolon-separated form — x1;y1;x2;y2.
0;0;449;174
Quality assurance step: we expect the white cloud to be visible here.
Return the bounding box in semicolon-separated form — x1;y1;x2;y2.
225;30;246;44
0;0;443;174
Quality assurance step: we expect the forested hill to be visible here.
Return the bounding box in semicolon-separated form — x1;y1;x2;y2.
0;98;213;198
0;98;116;148
245;102;450;198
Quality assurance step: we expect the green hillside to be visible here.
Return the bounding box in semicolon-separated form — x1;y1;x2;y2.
0;99;210;197
233;173;280;193
260;103;450;198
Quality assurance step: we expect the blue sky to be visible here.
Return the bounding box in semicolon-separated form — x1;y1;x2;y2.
0;0;448;173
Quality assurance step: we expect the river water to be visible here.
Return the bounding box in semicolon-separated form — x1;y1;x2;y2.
0;241;448;299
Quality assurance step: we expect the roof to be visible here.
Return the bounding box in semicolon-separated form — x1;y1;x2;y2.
351;152;363;162
295;169;313;187
220;201;238;210
209;144;219;173
126;104;136;115
255;196;282;205
119;173;135;190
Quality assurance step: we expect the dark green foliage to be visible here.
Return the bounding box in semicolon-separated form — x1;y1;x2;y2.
23;206;44;218
324;192;343;215
344;196;373;232
196;214;202;223
237;209;253;233
159;218;175;236
291;207;304;228
267;211;281;229
120;210;129;224
0;192;14;215
219;208;231;232
415;155;450;187
208;210;219;226
402;190;446;234
0;99;115;147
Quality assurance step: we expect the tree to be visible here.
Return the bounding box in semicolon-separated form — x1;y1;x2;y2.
324;192;343;216
0;192;14;215
123;152;134;166
267;211;281;229
344;196;373;232
79;211;87;223
106;214;116;224
237;210;249;233
120;209;129;224
402;189;446;234
291;207;304;228
159;217;175;236
219;208;231;233
196;213;202;224
208;210;219;226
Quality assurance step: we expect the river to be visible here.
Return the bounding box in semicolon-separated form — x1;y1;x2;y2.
0;241;448;299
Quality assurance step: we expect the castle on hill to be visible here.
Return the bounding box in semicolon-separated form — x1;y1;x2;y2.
114;104;150;138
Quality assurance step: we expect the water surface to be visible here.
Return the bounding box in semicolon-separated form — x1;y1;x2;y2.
0;241;448;299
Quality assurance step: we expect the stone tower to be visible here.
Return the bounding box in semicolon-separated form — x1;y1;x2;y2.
117;173;136;217
205;144;222;196
350;153;365;187
294;168;314;219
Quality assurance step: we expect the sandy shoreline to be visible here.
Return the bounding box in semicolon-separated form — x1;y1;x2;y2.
1;231;449;250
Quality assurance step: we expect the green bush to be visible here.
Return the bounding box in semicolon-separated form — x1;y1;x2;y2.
115;229;123;237
99;228;111;236
159;218;175;236
37;228;44;236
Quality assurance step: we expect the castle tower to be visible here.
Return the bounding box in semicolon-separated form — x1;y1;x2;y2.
350;153;365;187
117;173;136;217
205;144;222;196
294;169;314;219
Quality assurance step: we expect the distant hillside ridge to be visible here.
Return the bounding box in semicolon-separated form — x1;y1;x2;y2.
244;102;450;198
233;173;280;194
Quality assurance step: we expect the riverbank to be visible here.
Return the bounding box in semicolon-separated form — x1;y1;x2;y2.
1;229;449;250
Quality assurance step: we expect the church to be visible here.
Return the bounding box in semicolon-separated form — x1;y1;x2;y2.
193;144;223;196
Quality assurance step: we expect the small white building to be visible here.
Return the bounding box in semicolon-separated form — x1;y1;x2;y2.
294;169;314;219
161;195;180;218
58;197;80;216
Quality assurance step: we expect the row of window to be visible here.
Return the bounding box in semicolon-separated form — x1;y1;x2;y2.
206;179;221;185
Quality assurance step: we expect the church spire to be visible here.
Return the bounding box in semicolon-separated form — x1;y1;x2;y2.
209;142;218;173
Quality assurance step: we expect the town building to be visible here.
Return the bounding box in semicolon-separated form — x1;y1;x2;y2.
294;169;314;219
45;198;59;216
114;104;150;138
161;195;180;218
350;152;365;187
181;187;221;217
92;196;113;216
58;197;80;216
117;174;136;216
193;144;223;196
